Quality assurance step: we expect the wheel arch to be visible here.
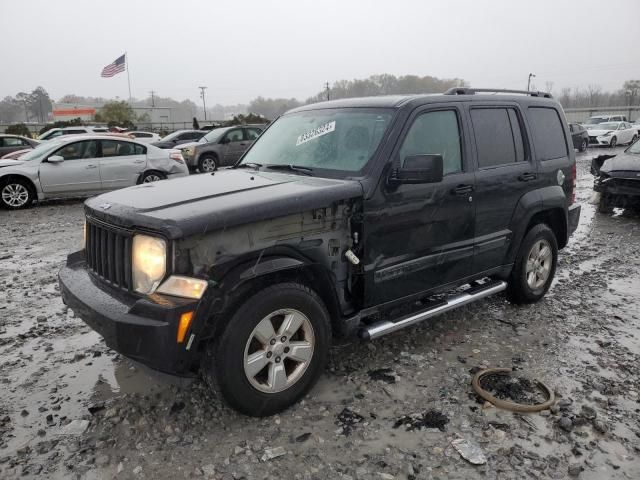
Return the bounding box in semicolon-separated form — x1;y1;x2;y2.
0;173;39;195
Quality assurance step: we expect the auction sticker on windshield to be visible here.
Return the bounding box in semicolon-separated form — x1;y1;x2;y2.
296;121;336;146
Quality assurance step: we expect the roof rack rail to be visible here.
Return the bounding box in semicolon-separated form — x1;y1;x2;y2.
444;87;553;99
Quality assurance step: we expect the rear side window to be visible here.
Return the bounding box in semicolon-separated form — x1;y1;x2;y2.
470;107;525;168
399;110;462;175
101;140;146;157
527;107;568;161
64;129;87;135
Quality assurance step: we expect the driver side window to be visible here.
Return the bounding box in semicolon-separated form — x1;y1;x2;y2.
399;110;462;175
53;140;97;160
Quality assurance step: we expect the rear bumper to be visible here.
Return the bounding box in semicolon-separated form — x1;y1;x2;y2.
568;203;581;237
58;252;203;376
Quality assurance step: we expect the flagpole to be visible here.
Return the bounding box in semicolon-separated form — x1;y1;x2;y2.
125;51;132;103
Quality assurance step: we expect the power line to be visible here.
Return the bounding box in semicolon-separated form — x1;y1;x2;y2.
198;86;208;121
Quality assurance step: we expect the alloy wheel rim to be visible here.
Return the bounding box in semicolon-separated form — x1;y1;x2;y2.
525;239;552;290
201;157;215;171
243;309;315;394
2;183;29;207
143;174;161;183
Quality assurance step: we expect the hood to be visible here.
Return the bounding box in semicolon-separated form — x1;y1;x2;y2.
600;152;640;175
0;159;26;168
85;169;363;239
586;127;615;136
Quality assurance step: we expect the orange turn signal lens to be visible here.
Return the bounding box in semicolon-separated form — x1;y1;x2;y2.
177;311;194;344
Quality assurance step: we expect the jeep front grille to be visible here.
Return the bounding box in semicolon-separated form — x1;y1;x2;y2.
85;219;132;290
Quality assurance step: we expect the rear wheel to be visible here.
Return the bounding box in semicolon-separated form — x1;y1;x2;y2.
198;154;218;173
203;283;331;416
141;171;166;183
507;224;558;304
0;178;34;209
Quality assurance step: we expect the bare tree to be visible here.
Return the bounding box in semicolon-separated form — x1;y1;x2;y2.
586;84;602;107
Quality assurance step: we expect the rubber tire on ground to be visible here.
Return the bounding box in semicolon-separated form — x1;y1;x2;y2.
579;139;588;152
0;177;34;210
598;194;614;214
506;223;558;304
203;282;331;417
198;154;218;173
140;171;167;183
610;136;617;148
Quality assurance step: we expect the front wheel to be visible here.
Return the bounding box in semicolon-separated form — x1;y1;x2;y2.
0;178;34;209
198;154;218;173
203;283;331;416
579;139;588;152
507;224;558;304
610;136;617;148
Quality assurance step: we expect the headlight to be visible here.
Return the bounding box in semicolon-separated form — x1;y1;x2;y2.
156;275;208;299
602;131;612;137
132;234;167;294
183;146;195;156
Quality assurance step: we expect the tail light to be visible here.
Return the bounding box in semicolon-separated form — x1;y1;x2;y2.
570;161;576;204
169;151;184;163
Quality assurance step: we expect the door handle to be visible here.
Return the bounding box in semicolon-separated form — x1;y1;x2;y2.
239;143;246;146
133;159;145;164
452;184;473;195
518;172;537;182
85;165;97;169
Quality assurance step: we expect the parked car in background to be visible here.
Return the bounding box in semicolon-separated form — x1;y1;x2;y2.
39;126;110;141
568;123;588;152
127;131;162;143
0;134;40;157
0;135;188;209
583;114;628;126
591;141;640;212
586;122;638;148
199;124;223;131
2;148;32;160
631;119;640;135
151;130;206;149
180;125;265;172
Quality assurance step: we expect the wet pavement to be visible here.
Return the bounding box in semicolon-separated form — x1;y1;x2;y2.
1;146;639;479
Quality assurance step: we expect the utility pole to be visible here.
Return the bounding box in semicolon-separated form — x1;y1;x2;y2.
527;73;536;91
149;90;156;107
325;82;330;101
198;86;208;121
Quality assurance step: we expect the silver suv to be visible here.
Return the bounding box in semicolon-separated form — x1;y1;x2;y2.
179;125;264;172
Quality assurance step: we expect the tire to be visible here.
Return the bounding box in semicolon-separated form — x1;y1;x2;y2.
140;171;167;183
507;224;558;304
0;177;34;209
198;154;218;173
579;139;588;152
610;136;617;148
203;283;331;417
631;134;638;145
598;194;614;214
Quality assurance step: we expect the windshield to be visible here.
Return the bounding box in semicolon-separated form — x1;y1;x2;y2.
202;127;230;143
18;140;61;161
628;140;640;154
587;123;618;131
240;108;393;173
584;118;609;125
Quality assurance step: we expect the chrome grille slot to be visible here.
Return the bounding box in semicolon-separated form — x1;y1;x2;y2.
85;218;132;290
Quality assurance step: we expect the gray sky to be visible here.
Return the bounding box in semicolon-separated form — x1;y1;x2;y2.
2;0;638;104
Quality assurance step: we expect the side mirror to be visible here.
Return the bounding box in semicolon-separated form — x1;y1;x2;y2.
388;154;444;186
48;155;64;163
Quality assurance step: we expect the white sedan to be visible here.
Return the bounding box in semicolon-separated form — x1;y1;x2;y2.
585;122;638;148
127;131;162;143
0;135;189;209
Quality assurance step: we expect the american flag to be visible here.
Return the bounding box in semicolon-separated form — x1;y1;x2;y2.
101;54;126;78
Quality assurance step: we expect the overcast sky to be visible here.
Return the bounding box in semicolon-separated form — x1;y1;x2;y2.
1;0;638;105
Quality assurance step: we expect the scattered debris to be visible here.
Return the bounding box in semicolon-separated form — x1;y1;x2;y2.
336;408;365;436
393;410;449;432
58;419;89;436
451;438;487;465
368;368;397;384
261;446;286;462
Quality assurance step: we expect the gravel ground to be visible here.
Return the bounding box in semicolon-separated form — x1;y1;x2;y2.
1;148;639;480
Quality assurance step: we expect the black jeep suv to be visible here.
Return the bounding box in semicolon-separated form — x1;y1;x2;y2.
59;88;581;416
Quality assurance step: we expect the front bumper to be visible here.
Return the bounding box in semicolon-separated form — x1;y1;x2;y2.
58;252;203;376
568;203;581;236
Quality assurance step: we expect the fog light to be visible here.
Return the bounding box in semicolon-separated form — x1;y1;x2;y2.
157;275;207;299
177;311;194;344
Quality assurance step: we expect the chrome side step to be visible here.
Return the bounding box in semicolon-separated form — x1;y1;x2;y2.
360;280;507;340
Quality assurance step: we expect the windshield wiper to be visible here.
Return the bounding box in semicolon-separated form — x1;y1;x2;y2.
265;164;314;176
235;162;262;169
